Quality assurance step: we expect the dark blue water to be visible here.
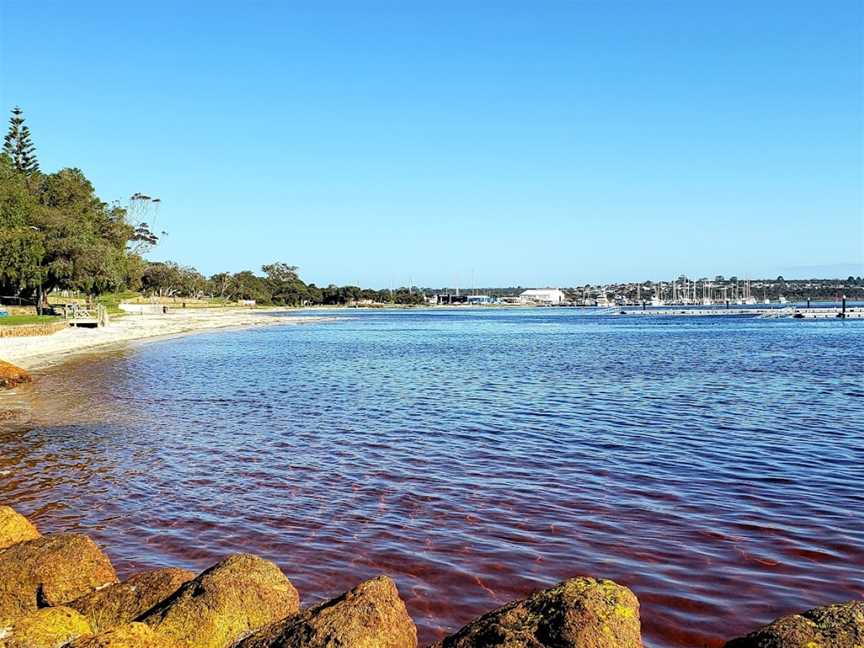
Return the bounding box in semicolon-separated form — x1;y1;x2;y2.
2;309;862;647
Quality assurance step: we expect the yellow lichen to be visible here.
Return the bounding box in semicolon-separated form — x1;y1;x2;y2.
0;606;92;648
68;622;181;648
614;604;636;619
0;507;40;551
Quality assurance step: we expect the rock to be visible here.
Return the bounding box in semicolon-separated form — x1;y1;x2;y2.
67;622;180;648
234;575;417;648
69;567;196;633
431;577;641;648
0;534;117;623
0;361;31;390
0;506;40;551
725;600;864;648
0;606;92;648
139;554;299;648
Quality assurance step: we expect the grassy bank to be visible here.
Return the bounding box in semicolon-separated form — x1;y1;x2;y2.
0;315;62;327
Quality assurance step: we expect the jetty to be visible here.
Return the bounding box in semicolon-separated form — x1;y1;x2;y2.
63;304;109;328
616;306;864;319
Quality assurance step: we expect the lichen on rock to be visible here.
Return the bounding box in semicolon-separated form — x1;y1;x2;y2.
0;506;40;551
725;600;864;648
0;606;92;648
431;576;642;648
0;361;31;390
69;567;196;633
234;575;417;648
67;622;181;648
0;533;117;623
138;553;299;648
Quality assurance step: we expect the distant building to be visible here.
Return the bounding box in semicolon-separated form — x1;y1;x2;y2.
466;295;496;305
520;289;566;305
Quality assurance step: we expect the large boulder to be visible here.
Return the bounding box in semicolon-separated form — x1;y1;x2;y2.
68;622;179;648
138;554;299;648
0;361;31;390
234;575;417;648
432;577;641;648
725;600;864;648
0;506;40;551
0;533;117;623
0;606;92;648
69;567;196;633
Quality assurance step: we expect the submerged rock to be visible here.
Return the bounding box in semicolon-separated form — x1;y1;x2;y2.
0;361;31;390
0;606;92;648
725;600;864;648
69;567;196;633
68;622;178;648
139;553;299;648
431;577;642;648
0;506;40;551
0;533;117;622
234;575;417;648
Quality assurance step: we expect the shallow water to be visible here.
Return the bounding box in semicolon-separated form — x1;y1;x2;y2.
1;309;862;647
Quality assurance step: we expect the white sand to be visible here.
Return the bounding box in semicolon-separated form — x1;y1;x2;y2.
0;308;332;369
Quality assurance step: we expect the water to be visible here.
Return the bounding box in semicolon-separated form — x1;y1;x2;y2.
1;309;862;647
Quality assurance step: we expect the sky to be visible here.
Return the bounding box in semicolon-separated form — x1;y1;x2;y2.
1;1;862;287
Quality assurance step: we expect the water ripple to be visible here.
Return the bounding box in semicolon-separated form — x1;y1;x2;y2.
1;310;862;648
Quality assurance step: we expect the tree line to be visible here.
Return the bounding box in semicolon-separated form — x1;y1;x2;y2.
0;107;425;309
141;261;425;306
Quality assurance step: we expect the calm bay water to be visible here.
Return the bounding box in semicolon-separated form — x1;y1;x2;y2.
1;309;862;647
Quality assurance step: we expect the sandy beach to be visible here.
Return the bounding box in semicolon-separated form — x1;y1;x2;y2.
0;308;331;370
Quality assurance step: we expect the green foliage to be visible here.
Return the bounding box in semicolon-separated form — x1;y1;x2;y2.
262;262;308;305
141;261;206;298
0;128;145;305
32;167;137;295
3;107;39;174
223;270;272;303
0;156;44;294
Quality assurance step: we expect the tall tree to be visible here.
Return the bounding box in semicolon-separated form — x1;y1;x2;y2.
0;157;44;302
262;262;307;305
3;107;39;175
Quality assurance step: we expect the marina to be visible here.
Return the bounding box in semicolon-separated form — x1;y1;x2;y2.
616;305;864;319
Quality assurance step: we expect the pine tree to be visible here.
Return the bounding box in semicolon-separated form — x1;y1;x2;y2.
3;106;39;174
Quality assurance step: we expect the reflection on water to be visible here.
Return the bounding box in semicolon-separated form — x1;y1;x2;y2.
1;310;863;647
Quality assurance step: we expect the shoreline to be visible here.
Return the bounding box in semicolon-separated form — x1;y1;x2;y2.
0;308;336;371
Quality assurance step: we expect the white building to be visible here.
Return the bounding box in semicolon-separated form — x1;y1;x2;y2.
520;288;566;305
467;295;496;305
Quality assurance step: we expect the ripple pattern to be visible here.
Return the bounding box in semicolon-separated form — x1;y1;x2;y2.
1;309;862;648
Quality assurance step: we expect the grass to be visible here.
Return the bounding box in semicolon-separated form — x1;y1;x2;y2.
96;291;140;315
0;314;62;327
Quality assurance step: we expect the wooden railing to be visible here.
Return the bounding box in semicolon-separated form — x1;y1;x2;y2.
63;304;109;327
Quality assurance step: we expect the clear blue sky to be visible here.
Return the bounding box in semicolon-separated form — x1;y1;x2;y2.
1;1;862;287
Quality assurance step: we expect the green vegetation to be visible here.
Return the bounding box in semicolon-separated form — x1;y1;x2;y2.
0;107;145;314
0;314;61;326
3;107;39;175
0;107;425;310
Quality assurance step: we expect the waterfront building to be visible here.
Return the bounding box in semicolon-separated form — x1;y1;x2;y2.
520;288;566;305
467;295;496;305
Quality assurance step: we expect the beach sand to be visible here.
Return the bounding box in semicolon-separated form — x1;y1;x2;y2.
0;308;331;370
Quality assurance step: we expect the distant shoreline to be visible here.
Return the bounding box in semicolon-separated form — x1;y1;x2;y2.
0;308;335;371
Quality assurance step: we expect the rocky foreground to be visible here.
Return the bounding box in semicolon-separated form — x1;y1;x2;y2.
0;362;31;389
0;507;860;648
